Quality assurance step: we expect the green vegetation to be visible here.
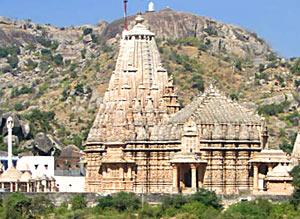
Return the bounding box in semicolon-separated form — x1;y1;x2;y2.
22;109;55;135
11;85;34;98
83;27;93;36
279;132;297;154
25;58;38;70
0;45;20;58
291;164;300;208
53;54;63;66
1;191;300;219
37;36;59;50
290;58;300;75
70;194;87;210
257;100;290;116
7;55;19;69
14;102;24;111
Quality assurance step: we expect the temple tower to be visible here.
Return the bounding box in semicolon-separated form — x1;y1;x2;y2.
85;13;180;193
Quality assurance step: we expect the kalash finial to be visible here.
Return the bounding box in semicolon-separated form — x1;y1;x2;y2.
135;12;145;24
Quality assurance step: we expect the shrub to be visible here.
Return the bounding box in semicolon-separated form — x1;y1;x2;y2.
11;85;34;97
290;165;300;208
97;195;114;209
279;140;294;154
255;72;269;81
30;195;54;217
37;36;52;48
0;47;8;58
14;102;24;111
284;111;300;127
162;194;188;210
203;26;218;36
291;58;300;75
26;58;38;70
41;48;52;59
70;194;87;210
191;73;205;92
235;59;243;71
3;193;32;219
257;100;290;116
81;49;87;59
53;54;63;66
91;34;100;44
190;189;222;209
223;199;272;219
22;109;55;135
98;192;141;212
230;92;240;101
83;27;93;36
7;55;19;69
111;192;141;212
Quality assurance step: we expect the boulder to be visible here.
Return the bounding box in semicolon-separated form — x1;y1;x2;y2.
32;132;62;156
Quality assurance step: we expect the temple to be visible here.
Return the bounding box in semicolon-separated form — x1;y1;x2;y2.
84;14;298;195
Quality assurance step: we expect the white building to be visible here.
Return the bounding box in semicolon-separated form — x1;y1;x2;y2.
55;176;85;193
16;156;55;178
16;156;85;193
147;1;155;12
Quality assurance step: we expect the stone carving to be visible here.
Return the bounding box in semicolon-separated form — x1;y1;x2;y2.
84;14;294;195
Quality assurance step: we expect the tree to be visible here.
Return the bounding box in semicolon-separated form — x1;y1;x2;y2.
7;55;19;69
223;199;272;219
30;195;54;217
3;193;32;219
53;54;63;66
190;189;222;209
290;165;300;208
70;194;87;210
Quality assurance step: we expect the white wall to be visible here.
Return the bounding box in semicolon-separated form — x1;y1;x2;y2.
55;176;85;193
16;156;55;178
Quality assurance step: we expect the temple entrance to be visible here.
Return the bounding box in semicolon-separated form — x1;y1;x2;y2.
183;168;192;188
171;163;206;193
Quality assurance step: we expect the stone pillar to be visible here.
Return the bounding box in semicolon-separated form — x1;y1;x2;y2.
10;182;13;192
119;166;124;179
27;183;30;192
128;166;132;179
37;181;40;192
172;165;178;193
253;164;258;193
15;182;18;192
6;117;14;169
191;164;197;192
1;183;4;189
198;166;203;188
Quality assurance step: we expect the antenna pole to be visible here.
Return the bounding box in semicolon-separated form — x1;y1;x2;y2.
124;0;128;30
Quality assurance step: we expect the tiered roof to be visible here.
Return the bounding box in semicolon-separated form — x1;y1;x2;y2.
169;85;261;125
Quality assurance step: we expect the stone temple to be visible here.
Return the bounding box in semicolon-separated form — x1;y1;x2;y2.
84;14;298;195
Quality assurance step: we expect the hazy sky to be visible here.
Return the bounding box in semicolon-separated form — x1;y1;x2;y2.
0;0;299;58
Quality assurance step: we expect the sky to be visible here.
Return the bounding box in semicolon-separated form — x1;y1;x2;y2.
0;0;299;58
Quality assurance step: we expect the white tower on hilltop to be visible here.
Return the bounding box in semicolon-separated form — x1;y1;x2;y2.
148;1;155;12
6;116;14;169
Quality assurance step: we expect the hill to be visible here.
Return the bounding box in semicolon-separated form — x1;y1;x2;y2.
0;9;299;154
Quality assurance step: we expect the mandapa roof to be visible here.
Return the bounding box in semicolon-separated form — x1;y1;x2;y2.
169;85;262;125
0;167;22;182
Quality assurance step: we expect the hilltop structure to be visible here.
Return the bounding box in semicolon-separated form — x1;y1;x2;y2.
84;14;296;195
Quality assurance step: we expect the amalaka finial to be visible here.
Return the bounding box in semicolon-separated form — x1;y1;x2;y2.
135;13;145;24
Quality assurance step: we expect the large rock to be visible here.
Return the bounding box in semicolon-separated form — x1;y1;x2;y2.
101;9;272;60
32;132;62;156
260;92;299;112
0;112;30;141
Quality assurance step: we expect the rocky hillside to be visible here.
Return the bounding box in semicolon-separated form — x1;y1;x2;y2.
0;9;299;155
